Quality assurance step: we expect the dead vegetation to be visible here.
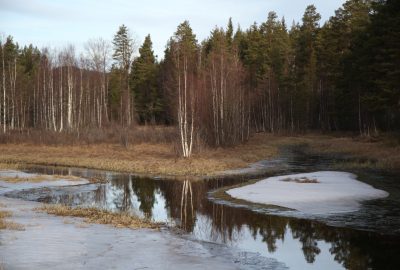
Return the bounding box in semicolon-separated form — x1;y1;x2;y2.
250;133;400;171
0;209;12;219
0;133;279;176
0;131;398;176
37;204;160;230
0;126;177;146
0;163;24;170
87;177;107;183
303;134;400;171
0;209;24;231
280;177;319;183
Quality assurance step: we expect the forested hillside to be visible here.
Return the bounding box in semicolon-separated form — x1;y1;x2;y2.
0;0;398;156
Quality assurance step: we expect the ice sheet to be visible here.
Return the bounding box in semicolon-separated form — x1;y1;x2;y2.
0;170;288;270
0;170;88;195
227;171;389;214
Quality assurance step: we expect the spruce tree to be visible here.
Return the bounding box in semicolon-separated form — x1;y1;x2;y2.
112;25;133;71
130;35;163;124
112;24;134;126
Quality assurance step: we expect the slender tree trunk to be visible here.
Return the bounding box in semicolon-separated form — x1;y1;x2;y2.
78;68;83;129
67;65;73;130
2;45;6;133
59;66;63;132
50;67;56;131
358;90;362;135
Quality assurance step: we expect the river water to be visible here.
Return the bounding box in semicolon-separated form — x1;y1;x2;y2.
4;146;400;269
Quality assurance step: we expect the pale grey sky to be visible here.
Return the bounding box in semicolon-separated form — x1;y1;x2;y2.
0;0;345;59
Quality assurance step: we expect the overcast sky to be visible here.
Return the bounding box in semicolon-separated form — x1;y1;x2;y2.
0;0;345;59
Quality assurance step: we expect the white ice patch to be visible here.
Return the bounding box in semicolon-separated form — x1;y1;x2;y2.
227;171;389;215
0;170;88;195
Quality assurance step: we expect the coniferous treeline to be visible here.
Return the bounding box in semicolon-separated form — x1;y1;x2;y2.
0;0;398;156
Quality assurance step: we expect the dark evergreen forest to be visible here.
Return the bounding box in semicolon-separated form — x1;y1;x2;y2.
0;0;398;156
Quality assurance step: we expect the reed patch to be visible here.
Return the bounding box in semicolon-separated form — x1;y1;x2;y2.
36;204;161;230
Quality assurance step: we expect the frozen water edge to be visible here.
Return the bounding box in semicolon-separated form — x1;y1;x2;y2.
0;197;236;270
0;170;89;195
0;170;288;270
227;171;389;215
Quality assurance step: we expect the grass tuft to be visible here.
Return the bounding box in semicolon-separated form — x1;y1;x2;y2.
0;209;25;231
280;177;319;183
36;204;161;230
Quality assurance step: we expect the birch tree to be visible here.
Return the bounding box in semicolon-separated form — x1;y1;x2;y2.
0;35;5;133
170;21;199;158
61;46;76;130
85;38;111;127
202;23;249;146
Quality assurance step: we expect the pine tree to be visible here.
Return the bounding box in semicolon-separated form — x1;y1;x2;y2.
348;0;400;131
295;5;321;128
317;0;371;131
226;18;234;48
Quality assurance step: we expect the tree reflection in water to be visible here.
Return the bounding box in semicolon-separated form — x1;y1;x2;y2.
24;167;400;269
180;179;195;230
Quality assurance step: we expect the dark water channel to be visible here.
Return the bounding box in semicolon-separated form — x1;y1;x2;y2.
5;146;400;269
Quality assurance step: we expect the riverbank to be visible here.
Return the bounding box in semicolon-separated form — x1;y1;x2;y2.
0;133;279;176
0;172;287;270
0;195;248;270
0;133;398;176
305;134;400;171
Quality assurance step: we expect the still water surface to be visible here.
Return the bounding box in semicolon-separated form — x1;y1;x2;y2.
5;147;400;269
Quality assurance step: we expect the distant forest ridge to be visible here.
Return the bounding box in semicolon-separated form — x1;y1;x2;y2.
0;0;399;155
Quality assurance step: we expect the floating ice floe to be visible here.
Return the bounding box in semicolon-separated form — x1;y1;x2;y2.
227;171;389;215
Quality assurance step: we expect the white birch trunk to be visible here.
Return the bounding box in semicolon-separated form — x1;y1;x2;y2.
59;66;63;132
2;45;6;133
67;65;73;130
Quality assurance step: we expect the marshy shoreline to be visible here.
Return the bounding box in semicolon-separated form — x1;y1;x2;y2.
0;132;399;178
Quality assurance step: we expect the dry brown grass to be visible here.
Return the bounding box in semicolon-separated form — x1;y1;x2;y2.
302;134;400;171
0;209;24;231
0;133;279;176
244;133;400;171
0;126;177;146
0;174;82;183
0;210;12;219
0;132;398;176
0;163;23;170
37;204;160;230
280;177;319;183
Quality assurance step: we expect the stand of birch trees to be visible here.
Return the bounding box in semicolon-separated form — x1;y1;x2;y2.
0;0;399;158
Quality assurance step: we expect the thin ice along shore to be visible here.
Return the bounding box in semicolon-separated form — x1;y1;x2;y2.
0;170;288;270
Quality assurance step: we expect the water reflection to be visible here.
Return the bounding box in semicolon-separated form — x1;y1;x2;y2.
5;145;400;270
180;179;195;230
7;169;400;269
